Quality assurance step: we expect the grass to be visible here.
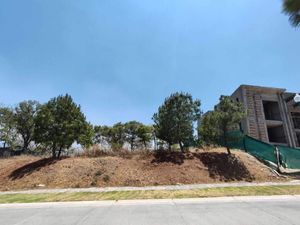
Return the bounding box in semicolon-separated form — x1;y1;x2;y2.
1;185;300;204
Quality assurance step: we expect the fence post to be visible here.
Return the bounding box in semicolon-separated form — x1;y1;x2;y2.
243;136;247;152
275;146;281;173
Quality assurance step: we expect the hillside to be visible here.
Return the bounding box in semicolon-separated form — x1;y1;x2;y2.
0;148;286;191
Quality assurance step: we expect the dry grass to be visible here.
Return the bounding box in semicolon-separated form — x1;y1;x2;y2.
0;148;286;191
0;185;299;204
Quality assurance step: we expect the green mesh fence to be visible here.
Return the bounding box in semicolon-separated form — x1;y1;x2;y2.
219;130;245;149
243;136;277;165
277;146;300;169
222;131;300;169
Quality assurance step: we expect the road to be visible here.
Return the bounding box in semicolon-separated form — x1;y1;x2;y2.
1;196;300;225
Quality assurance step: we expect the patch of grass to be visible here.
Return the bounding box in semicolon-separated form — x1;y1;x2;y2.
1;185;300;204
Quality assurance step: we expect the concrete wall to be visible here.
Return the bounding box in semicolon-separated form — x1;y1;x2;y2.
231;85;299;148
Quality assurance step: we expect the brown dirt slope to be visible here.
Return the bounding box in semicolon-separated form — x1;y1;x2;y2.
0;148;285;191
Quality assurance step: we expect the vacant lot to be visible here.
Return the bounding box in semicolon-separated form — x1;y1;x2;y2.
0;148;285;191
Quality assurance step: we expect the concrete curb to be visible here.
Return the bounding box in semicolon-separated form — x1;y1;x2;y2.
1;195;300;208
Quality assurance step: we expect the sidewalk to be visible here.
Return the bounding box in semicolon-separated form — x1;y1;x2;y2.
1;180;300;195
1;195;300;208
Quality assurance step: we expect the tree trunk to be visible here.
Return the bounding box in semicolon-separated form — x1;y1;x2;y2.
52;143;57;159
226;147;231;155
57;147;62;159
22;141;29;154
179;142;184;153
223;130;231;155
130;138;134;151
21;135;29;154
52;148;56;159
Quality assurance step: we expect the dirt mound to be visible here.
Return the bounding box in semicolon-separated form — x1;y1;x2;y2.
0;148;285;191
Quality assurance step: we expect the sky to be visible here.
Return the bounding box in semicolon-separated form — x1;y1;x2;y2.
0;0;299;126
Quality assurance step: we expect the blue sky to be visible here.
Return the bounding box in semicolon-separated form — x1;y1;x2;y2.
0;0;299;125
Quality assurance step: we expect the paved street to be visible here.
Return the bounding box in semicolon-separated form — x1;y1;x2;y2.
1;196;300;225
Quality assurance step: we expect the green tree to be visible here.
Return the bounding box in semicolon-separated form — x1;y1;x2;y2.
14;100;40;152
137;124;153;149
93;125;110;146
78;122;94;149
153;92;201;152
34;94;92;159
124;121;153;150
101;123;126;151
198;111;219;146
283;0;300;27
124;121;142;150
213;96;246;155
0;106;17;148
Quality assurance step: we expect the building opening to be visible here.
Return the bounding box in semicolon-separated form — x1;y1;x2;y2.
263;101;282;121
296;132;300;148
291;112;300;129
267;125;287;144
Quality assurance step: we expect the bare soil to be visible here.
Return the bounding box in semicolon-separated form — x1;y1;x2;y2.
0;148;286;191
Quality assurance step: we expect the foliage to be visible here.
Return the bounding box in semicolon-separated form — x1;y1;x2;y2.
0;106;17;148
153;92;201;152
77;122;94;148
109;122;126;150
34;94;92;158
137;124;153;149
124;121;141;150
94;122;153;151
93;125;110;146
198;111;219;146
124;121;153;150
202;96;246;155
283;0;300;27
95;122;127;151
14;101;40;152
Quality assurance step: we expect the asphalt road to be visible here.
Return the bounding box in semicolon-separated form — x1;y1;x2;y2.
1;196;300;225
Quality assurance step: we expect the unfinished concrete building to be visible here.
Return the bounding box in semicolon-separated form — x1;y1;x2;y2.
231;85;300;148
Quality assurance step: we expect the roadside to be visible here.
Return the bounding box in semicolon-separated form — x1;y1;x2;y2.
1;180;300;195
1;184;300;204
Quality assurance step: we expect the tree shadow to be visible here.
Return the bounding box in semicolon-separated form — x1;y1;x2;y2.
151;151;186;165
151;151;194;165
195;152;254;182
9;158;60;180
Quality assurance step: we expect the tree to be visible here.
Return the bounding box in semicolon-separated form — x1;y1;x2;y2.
34;94;92;159
283;0;300;27
93;125;109;146
0;106;17;148
152;92;201;152
14;101;40;152
137;124;153;149
198;111;219;146
213;96;246;155
124;121;142;150
78;122;94;149
124;121;153;150
102;123;126;151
